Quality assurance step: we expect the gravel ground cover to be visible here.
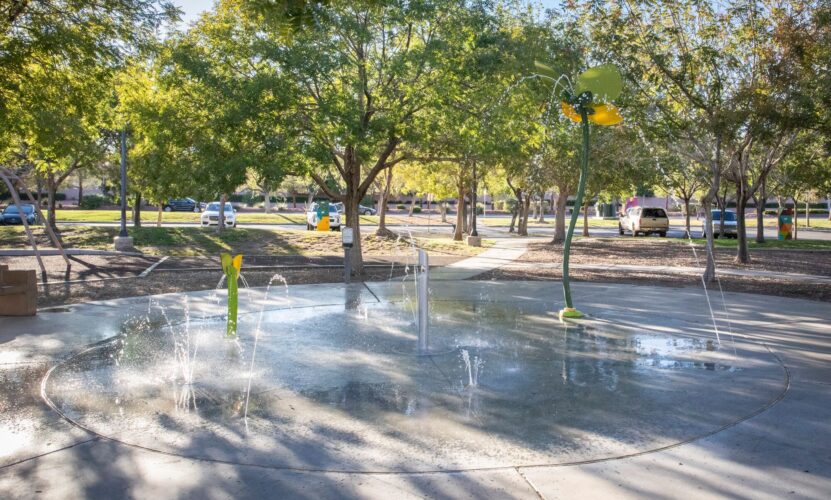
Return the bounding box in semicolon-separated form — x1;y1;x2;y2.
34;267;413;307
480;239;831;302
0;253;461;307
516;238;831;276
0;225;487;257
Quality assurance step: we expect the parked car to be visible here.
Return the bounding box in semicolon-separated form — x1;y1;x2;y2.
0;204;38;225
200;202;236;227
619;207;669;237
702;209;738;239
331;202;376;215
359;204;377;215
306;203;341;231
163;198;201;212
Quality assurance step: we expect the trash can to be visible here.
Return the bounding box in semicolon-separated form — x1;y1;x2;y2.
778;208;793;240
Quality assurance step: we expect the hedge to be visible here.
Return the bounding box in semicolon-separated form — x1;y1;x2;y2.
80;195;107;209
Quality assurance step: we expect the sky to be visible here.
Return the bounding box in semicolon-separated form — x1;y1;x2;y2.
174;0;562;26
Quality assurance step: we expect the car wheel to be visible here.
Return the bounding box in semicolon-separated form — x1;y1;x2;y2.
193;206;200;213
334;226;341;232
618;224;624;235
163;206;172;212
659;231;667;237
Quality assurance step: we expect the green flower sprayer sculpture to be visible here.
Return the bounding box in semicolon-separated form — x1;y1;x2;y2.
221;253;243;337
535;62;624;319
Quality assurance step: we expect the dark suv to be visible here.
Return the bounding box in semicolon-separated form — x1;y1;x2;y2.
163;198;201;212
0;204;38;225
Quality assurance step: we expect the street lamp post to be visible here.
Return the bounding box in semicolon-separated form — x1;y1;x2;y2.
470;161;478;237
113;128;133;251
119;129;128;237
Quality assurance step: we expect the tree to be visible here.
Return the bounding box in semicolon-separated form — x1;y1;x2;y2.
244;0;460;273
590;0;744;280
160;1;296;233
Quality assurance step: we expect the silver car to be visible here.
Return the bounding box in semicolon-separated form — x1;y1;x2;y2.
702;209;738;238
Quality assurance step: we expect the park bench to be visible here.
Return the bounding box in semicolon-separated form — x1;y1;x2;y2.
0;265;37;316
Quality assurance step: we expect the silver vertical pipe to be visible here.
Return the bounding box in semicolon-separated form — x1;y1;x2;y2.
417;249;429;354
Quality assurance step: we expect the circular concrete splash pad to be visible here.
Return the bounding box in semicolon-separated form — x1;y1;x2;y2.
43;292;786;472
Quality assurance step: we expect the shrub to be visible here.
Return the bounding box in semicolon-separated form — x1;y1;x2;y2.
412;206;422;213
396;204;406;209
80;195;106;209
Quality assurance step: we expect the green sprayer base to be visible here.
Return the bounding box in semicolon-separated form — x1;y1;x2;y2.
559;308;585;320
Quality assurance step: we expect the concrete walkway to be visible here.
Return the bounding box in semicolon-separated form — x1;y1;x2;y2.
427;238;537;280
0;280;829;498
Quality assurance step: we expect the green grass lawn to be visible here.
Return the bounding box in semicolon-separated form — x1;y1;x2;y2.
53;209;308;225
0;225;489;257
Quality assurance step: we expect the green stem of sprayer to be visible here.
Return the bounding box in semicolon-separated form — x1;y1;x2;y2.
562;108;590;310
226;268;238;337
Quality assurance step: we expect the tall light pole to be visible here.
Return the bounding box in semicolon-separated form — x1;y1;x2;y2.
470;161;478;237
119;128;128;237
114;128;133;251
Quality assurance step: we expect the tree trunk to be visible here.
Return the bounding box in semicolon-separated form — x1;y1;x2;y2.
684;198;692;238
345;191;363;276
735;192;750;264
77;171;83;205
792;196;798;240
509;209;518;233
826;194;830;221
36;175;43;207
454;182;465;241
552;189;568;244
537;196;545;223
46;172;57;230
582;199;589;237
518;194;530;236
292;192;297;209
702;197;717;282
408;193;415;217
157;203;163;227
217;194;226;234
462;192;469;234
806;200;810;228
376;167;393;237
756;178;766;243
263;190;272;214
133;192;142;228
440;202;447;223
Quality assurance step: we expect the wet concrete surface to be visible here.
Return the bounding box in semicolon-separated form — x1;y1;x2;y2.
0;281;829;497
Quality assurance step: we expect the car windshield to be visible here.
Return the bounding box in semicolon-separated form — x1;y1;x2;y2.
3;205;34;214
642;208;666;218
206;203;233;212
712;210;736;221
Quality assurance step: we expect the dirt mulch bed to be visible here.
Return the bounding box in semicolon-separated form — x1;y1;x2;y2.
0;254;158;282
157;254;464;270
519;239;831;277
481;239;831;302
36;267;411;308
